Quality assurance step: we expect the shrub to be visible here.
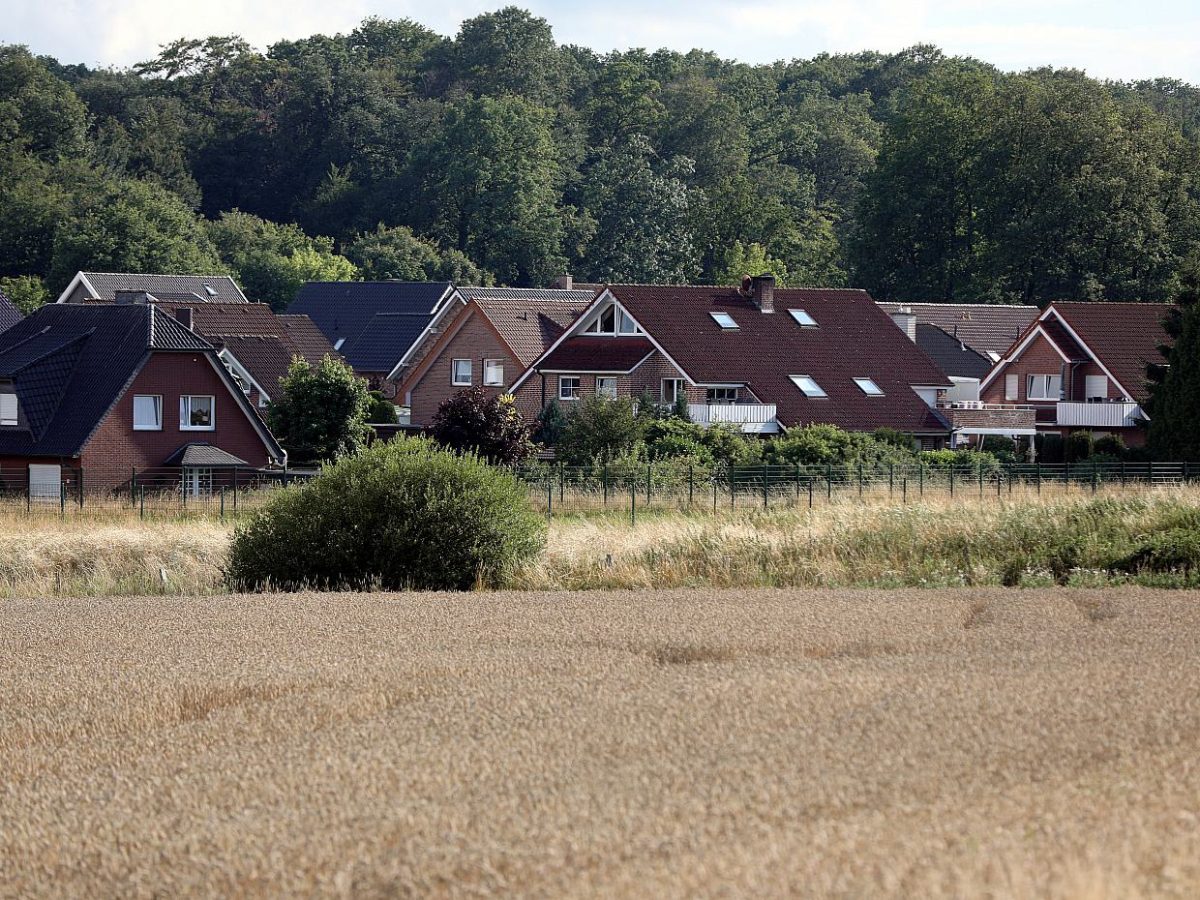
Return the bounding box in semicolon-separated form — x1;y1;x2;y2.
980;435;1021;463
267;357;371;464
430;388;535;464
701;425;763;467
534;400;568;446
1036;433;1065;464
558;397;643;464
1114;528;1200;576
366;391;398;424
1066;430;1095;463
227;438;546;591
1093;434;1127;458
872;428;915;451
920;449;1001;474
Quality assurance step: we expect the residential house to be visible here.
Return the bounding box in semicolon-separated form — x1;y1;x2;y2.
979;302;1171;448
286;281;457;389
878;302;1038;364
0;304;284;498
391;286;598;425
56;271;248;304
0;287;22;334
510;277;954;441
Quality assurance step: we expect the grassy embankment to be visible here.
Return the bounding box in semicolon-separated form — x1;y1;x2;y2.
1;485;1198;597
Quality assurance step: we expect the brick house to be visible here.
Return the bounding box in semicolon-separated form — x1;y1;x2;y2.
390;286;597;425
510;277;954;440
978;302;1172;447
286;282;457;391
0;304;284;498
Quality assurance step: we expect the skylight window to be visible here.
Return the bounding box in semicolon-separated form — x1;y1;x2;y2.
788;309;818;327
333;338;346;351
710;311;739;330
790;375;827;398
853;377;884;396
203;284;218;297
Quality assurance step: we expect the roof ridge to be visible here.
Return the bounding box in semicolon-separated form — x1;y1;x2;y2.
879;300;1039;309
84;271;236;279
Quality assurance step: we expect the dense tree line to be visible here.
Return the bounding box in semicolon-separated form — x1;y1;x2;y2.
4;8;1200;310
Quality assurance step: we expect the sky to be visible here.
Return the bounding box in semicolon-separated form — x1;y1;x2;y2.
4;0;1200;83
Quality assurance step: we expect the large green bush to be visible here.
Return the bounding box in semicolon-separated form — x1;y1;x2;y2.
227;438;546;591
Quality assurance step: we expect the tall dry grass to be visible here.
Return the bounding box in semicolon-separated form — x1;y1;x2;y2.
4;587;1200;896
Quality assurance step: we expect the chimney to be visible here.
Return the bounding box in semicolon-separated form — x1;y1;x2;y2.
115;290;152;305
891;306;917;342
750;274;775;313
175;307;194;331
550;274;574;290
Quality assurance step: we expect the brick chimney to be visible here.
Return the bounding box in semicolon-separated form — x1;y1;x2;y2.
550;274;574;290
175;307;194;331
891;306;917;342
750;274;775;313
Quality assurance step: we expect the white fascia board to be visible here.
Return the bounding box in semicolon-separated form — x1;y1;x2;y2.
1043;308;1137;401
385;291;467;381
55;272;93;304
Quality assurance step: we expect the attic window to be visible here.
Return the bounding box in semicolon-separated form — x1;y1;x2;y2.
0;392;17;426
789;375;827;398
853;377;884;397
709;311;739;330
788;309;818;327
333;338;346;351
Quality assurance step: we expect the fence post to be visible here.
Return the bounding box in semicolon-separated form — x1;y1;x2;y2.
630;482;636;526
688;463;694;510
1121;461;1127;488
602;463;609;507
978;463;984;498
808;477;814;510
889;463;894;497
730;466;736;510
713;477;718;515
220;486;225;521
826;464;833;502
858;462;863;497
1036;463;1042;495
546;479;552;520
919;464;924;497
762;463;769;510
559;463;565;504
1065;460;1071;490
60;482;65;516
902;476;907;504
131;467;137;508
950;465;955;497
646;463;651;504
139;485;145;519
78;468;84;508
233;467;239;514
1092;468;1098;494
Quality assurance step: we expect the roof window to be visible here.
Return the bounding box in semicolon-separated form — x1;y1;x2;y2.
853;377;884;396
203;284;218;297
788;309;818;328
789;375;827;398
709;311;739;330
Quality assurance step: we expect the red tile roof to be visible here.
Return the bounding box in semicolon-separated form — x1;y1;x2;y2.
472;296;594;367
583;286;951;433
540;337;655;372
1049;302;1172;403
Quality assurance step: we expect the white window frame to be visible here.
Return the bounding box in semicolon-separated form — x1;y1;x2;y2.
483;359;505;387
451;358;473;386
132;394;163;431
661;378;686;404
596;376;618;399
706;387;738;403
1026;374;1063;401
333;337;346;351
559;375;581;400
789;375;827;398
0;392;17;426
179;395;215;431
618;310;640;334
709;311;739;330
788;309;818;327
853;377;884;397
1005;373;1019;401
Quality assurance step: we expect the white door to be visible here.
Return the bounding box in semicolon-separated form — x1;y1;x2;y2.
182;468;212;498
28;464;61;503
1085;375;1108;401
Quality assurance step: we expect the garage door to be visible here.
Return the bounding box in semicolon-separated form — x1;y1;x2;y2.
28;464;61;503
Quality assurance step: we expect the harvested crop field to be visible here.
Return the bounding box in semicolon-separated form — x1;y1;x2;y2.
4;588;1200;897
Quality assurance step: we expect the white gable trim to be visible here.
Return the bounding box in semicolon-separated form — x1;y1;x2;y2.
1039;307;1137;402
385;289;467;381
218;348;273;404
200;352;286;465
980;322;1074;393
510;289;699;393
55;272;100;304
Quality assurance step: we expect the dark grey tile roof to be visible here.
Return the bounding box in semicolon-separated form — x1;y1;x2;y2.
0;288;22;333
915;324;994;380
286;281;452;372
877;302;1037;357
0;305;216;457
348;313;433;372
78;272;247;303
162;442;249;467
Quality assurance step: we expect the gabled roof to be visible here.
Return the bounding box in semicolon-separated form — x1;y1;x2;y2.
915;324;994;381
278;315;339;363
540;337;654;372
524;285;952;434
347;313;432;372
286;281;453;372
58;272;247;304
163;442;250;468
0;304;217;457
0;288;22;333
878;302;1037;358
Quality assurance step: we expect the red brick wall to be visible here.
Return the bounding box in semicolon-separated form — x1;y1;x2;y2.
510;350;701;419
80;351;276;489
407;313;518;425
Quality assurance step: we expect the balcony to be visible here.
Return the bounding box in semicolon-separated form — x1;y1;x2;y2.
1055;400;1142;428
688;403;780;433
938;401;1037;435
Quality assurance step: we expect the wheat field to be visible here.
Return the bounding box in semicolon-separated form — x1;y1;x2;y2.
4;587;1200;897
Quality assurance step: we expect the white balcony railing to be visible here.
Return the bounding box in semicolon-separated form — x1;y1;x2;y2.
688;403;779;432
1055;401;1142;428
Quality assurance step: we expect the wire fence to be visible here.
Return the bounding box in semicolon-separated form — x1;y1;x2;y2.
514;460;1200;521
0;459;1194;522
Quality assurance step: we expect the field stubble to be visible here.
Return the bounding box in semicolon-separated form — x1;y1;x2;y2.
3;587;1200;897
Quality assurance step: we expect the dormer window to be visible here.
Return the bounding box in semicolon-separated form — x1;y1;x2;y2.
0;390;17;426
853;377;884;396
585;303;641;335
710;311;739;330
789;309;818;328
790;375;827;398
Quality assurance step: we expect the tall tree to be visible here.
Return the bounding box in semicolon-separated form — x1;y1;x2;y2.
1147;257;1200;459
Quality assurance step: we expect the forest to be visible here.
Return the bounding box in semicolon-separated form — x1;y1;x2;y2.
3;6;1200;311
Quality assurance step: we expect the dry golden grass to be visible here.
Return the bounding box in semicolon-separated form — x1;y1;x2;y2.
4;587;1200;897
